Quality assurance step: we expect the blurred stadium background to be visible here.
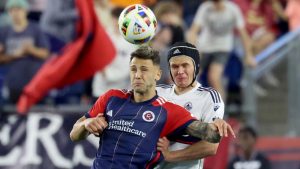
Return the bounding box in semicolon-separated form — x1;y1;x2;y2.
0;0;300;169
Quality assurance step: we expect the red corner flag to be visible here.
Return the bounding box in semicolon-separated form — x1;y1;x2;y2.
17;0;116;114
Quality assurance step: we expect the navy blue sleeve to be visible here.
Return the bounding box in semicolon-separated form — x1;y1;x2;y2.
166;119;201;144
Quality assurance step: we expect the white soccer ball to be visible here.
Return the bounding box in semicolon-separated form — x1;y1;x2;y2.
118;4;157;44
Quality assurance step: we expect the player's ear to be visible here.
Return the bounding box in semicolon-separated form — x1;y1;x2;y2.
155;67;162;81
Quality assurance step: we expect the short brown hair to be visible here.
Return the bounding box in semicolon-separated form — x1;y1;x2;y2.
130;45;160;66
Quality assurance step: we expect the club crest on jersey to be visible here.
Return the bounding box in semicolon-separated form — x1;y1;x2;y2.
184;102;193;111
214;104;220;111
142;111;155;122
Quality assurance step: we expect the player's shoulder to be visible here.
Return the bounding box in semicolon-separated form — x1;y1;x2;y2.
153;96;186;111
156;84;173;89
156;84;174;93
196;86;222;104
105;89;131;99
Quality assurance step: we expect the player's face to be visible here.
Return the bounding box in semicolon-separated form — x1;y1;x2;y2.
169;56;195;88
130;57;161;94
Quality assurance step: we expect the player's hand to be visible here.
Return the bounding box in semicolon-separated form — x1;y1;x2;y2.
212;119;236;138
157;137;173;162
84;114;108;136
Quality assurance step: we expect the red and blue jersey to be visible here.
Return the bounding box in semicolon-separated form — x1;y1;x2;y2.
85;89;196;169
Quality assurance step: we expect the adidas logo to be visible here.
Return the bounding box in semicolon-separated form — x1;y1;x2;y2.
107;110;113;117
173;49;181;54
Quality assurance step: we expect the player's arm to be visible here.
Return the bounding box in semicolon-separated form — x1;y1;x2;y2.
70;114;108;141
70;90;113;141
158;119;235;161
158;137;218;162
185;121;221;143
185;112;235;143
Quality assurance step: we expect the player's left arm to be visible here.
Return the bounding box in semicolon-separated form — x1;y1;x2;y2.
185;120;221;143
158;92;235;161
157;118;235;162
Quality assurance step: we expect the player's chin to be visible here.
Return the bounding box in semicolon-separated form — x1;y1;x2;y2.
133;87;146;93
175;81;189;87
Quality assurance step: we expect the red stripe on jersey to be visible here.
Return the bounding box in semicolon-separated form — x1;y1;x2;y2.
88;89;131;117
160;102;196;137
146;151;161;169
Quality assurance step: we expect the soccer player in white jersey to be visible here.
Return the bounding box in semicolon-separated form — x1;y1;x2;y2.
156;42;232;169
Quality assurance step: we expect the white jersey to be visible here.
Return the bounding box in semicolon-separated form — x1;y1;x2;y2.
155;82;224;169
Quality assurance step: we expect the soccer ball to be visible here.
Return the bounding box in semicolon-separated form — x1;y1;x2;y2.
118;4;157;44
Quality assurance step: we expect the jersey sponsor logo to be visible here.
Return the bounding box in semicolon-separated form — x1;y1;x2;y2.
107;110;113;117
142;111;155;122
108;119;147;137
184;102;193;111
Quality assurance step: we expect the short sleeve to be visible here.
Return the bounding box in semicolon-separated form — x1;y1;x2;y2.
231;3;245;29
201;91;224;123
160;103;196;137
85;89;113;118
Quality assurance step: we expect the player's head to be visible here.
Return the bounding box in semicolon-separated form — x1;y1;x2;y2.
238;126;257;153
167;42;200;88
130;45;161;95
6;0;29;24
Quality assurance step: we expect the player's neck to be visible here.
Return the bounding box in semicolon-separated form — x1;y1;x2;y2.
174;82;197;95
133;90;156;103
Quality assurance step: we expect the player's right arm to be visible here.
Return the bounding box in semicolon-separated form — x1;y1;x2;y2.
70;89;115;141
70;114;108;141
